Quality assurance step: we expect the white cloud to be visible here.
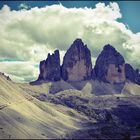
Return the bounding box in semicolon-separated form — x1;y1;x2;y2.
18;3;30;10
0;2;140;82
0;61;39;83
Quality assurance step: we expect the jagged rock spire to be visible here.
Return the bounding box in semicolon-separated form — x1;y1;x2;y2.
38;50;61;81
61;38;92;81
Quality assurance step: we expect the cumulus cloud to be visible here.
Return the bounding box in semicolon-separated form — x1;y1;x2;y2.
0;61;39;83
18;3;30;10
0;2;140;82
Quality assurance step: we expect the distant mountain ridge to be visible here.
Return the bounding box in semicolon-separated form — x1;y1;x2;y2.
30;38;140;85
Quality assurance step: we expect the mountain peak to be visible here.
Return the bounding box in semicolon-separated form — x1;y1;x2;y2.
73;38;83;43
103;44;116;51
72;38;85;49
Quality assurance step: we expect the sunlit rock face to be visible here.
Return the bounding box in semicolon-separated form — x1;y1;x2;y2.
105;64;125;84
94;44;126;84
61;39;92;81
38;50;61;81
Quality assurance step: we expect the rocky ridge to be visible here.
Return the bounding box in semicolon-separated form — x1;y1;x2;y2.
30;38;140;85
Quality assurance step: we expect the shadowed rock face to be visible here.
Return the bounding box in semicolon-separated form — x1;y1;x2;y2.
135;69;140;85
93;44;125;84
61;39;92;81
125;63;140;84
38;50;61;81
125;64;136;83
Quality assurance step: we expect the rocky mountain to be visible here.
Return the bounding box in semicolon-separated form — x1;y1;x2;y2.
93;44;126;84
30;50;61;85
93;44;140;85
31;38;140;86
61;39;92;81
1;39;140;139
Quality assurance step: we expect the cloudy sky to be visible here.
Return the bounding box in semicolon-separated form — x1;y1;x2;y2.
0;1;140;83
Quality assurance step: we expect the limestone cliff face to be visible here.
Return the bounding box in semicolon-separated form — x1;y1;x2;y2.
61;39;92;81
105;63;125;84
38;50;61;81
93;44;126;84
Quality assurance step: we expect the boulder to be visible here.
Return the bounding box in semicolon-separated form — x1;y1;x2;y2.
61;39;92;81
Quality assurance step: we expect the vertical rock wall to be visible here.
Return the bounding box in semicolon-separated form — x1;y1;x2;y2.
38;50;61;81
61;39;92;81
